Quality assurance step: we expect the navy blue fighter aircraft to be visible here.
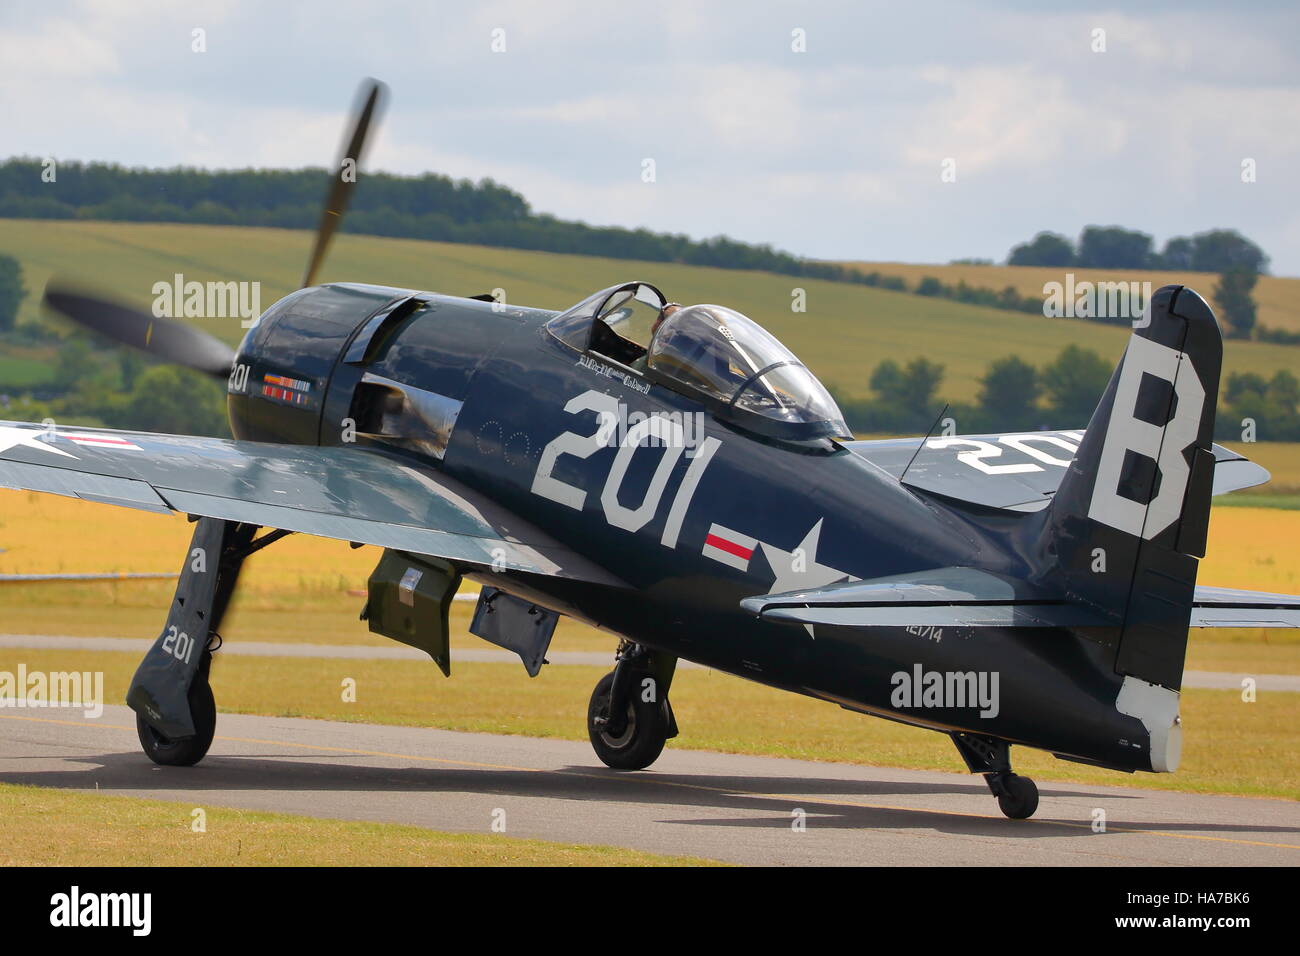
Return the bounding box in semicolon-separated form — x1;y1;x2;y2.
3;81;1298;818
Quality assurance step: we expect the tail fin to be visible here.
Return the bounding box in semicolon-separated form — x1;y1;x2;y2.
1037;285;1223;692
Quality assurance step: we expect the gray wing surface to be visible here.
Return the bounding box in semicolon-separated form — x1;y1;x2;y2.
0;420;621;586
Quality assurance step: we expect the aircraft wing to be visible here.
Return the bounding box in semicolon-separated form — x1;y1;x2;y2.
842;432;1269;512
0;421;622;586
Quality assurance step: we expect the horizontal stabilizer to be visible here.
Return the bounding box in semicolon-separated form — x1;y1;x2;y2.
1191;585;1300;628
745;572;1300;631
756;602;1106;628
741;566;1108;628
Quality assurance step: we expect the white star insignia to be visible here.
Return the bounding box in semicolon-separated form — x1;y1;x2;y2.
0;424;77;459
760;519;855;638
761;519;851;595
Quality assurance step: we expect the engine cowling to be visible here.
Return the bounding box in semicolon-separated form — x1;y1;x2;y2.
227;282;552;457
227;283;408;444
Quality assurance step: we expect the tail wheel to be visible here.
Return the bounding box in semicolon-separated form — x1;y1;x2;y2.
587;670;671;770
994;773;1039;819
136;674;216;767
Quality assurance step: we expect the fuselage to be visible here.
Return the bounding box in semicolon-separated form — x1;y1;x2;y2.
227;284;1151;772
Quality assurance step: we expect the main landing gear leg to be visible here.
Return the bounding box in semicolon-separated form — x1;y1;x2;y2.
587;640;679;770
951;732;1039;820
128;518;292;767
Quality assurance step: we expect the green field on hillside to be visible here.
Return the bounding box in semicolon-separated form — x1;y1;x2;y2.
0;352;54;389
2;219;1299;403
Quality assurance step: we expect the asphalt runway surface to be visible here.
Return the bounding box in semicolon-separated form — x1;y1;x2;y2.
1;705;1296;865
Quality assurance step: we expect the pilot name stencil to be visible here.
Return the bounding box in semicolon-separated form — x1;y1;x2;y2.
575;355;650;394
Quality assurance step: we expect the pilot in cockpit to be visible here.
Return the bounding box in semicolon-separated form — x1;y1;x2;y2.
627;302;681;373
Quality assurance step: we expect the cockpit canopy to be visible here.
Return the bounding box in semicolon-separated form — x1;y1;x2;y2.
546;283;850;441
546;281;667;358
648;305;849;439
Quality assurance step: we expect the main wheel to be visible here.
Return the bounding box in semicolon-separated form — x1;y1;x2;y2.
995;773;1039;819
136;676;216;767
587;670;671;770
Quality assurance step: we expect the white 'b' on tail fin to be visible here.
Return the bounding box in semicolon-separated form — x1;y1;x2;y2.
1088;333;1207;541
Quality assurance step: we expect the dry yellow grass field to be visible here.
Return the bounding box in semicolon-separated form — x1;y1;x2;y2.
0;489;616;652
1;487;1296;660
1;435;1296;585
1218;441;1300;494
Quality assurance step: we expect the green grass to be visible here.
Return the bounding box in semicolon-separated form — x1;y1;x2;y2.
0;783;719;866
0;352;56;390
4;218;1300;403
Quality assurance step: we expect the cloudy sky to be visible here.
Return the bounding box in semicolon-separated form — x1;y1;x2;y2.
3;0;1298;273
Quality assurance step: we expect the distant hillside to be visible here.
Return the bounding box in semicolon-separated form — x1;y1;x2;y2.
4;219;1300;406
843;261;1300;334
5;159;1287;343
0;158;863;286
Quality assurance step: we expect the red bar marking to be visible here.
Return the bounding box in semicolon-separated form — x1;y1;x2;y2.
705;533;753;560
68;436;134;446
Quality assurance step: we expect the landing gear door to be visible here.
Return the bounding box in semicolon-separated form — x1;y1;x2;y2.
469;587;559;677
363;550;461;676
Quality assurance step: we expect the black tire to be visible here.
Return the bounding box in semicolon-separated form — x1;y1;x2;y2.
136;676;216;767
587;670;670;770
996;773;1039;819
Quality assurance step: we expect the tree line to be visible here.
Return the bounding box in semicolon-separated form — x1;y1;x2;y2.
1007;226;1269;274
835;347;1300;443
0;157;869;284
0;335;230;438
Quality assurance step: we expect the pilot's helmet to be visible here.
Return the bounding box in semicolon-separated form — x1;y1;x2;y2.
647;304;785;379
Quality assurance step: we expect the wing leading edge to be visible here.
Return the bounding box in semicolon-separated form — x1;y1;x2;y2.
0;421;622;587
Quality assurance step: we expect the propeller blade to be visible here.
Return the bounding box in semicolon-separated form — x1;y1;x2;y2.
43;284;236;379
301;78;388;289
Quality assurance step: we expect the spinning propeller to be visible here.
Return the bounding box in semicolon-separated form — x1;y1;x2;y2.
41;78;389;379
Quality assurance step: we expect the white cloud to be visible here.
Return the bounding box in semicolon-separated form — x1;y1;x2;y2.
0;17;119;78
0;0;1298;272
900;65;1126;176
